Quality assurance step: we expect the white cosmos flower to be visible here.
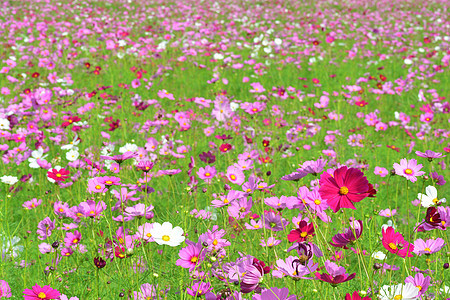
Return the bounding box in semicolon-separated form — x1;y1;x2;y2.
213;53;224;60
0;118;10;130
404;58;413;65
371;251;386;260
119;143;138;154
66;149;80;162
230;102;240;111
149;222;185;247
274;38;282;46
28;148;48;168
378;283;420;300
0;175;18;185
61;135;80;150
418;185;446;208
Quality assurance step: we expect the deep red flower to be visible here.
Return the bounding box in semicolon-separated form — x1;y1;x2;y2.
355;100;368;107
47;168;70;182
382;227;414;258
85;62;91;69
61;116;81;127
32;72;40;78
109;119;121;131
262;140;270;147
287;220;315;243
219;143;232;153
319;166;369;213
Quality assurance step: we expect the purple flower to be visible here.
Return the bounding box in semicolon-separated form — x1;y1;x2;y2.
413;238;446;255
430;172;446;186
330;219;363;249
97;176;121;186
199;151;216;164
197;165;217;183
124;203;154;219
100;152;137;164
263;211;289;231
252;287;297;300
37;217;56;240
416;150;446;161
281;170;307;181
315;260;356;286
274;257;318;279
64;230;81;247
259;237;281;248
405;273;431;297
186;281;211;297
240;258;270;293
132;283;158;299
299;159;327;176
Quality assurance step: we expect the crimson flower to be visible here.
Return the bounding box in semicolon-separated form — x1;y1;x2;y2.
382;227;414;258
61;116;81;127
47;168;70;182
319;166;369;213
288;221;315;243
315;260;355;287
219;143;232;153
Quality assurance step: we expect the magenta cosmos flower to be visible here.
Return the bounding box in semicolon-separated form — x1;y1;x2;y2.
382;227;414;258
319;166;370;213
23;284;60;300
0;280;12;298
315;260;356;286
47;168;70;182
393;158;425;183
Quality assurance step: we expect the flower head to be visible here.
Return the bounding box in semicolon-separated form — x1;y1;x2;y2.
319;166;370;213
149;222;185;247
23;284;61;300
382;227;414;258
393;158;425;183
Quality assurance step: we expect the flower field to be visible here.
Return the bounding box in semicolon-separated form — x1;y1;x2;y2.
0;0;449;299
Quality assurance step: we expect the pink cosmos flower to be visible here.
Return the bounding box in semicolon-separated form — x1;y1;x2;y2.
23;284;60;300
393;158;425;183
374;166;388;177
382;227;414;258
0;280;12;298
197;165;217;183
319;166;370;213
226;166;245;185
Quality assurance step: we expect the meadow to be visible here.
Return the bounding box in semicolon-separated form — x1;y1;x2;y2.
0;0;449;299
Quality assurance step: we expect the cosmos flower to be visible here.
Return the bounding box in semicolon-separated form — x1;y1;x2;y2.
329;219;363;249
315;260;356;286
413;238;446;255
149;222;185;247
393;158;425;183
382;227;414;258
417;185;446;207
23;284;60;300
378;283;420;300
319;166;370;213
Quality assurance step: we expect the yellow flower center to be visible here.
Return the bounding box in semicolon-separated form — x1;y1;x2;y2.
424;247;431;252
432;198;439;204
213;239;218;246
190;256;198;263
300;232;308;238
223;199;229;204
73;239;78;244
394;295;402;300
388;243;397;250
105;180;112;184
339;186;349;195
146;233;152;237
254;225;260;229
38;292;46;299
416;285;422;291
314;199;321;205
162;235;170;241
95;185;102;190
56;173;62;178
205;173;211;177
230;175;236;180
404;168;413;175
